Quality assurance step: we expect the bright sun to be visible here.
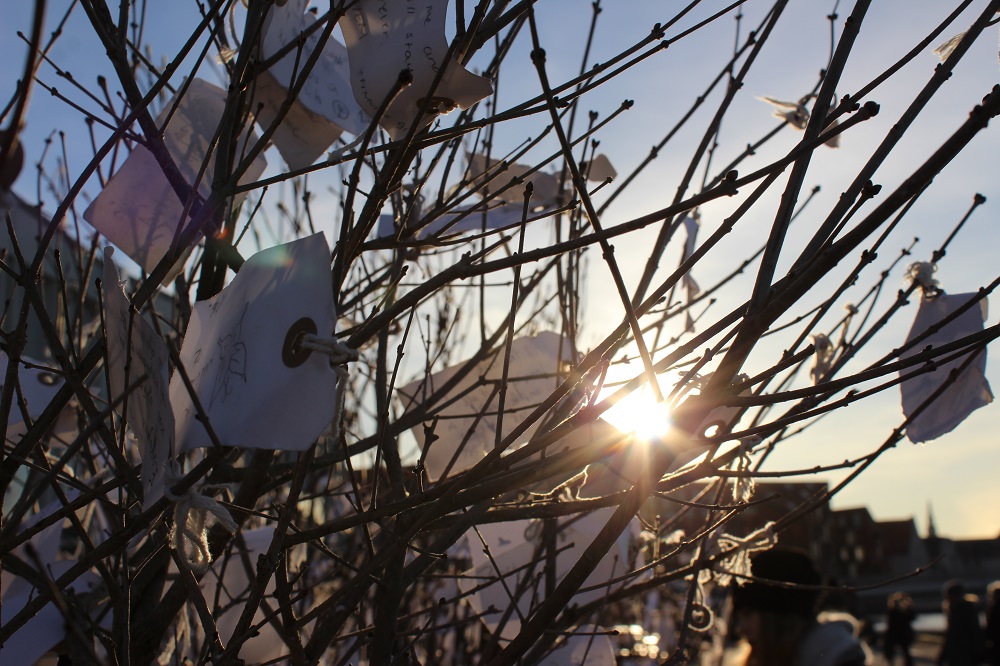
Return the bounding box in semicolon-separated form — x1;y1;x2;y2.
599;372;675;441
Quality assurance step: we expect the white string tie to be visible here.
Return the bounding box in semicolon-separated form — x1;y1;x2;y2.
906;261;940;295
733;435;761;504
300;334;358;441
164;465;238;575
810;333;835;385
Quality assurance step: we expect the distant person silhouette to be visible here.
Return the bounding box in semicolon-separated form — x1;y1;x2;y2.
884;592;916;666
985;581;1000;666
731;548;868;666
939;580;985;665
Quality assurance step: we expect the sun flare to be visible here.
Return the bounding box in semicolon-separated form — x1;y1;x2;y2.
600;382;674;441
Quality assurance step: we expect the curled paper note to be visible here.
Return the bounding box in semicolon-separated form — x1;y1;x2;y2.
170;233;340;451
254;0;370;169
758;96;809;129
103;248;174;505
467;153;561;208
459;508;635;642
900;292;993;443
680;214;700;300
251;70;347;171
84;79;268;277
339;0;493;140
262;0;369;135
398;331;574;481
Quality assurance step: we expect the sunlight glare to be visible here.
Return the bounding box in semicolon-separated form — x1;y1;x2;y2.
601;384;673;441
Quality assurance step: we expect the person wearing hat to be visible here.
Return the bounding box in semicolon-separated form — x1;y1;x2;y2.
731;548;868;666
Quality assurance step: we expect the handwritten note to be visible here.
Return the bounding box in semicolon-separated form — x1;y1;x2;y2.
102;248;174;505
398;332;573;481
170;233;339;451
84;79;268;276
901;293;993;443
338;0;493;140
256;0;370;169
252;70;346;170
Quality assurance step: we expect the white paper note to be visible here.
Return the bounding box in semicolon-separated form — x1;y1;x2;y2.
84;79;268;276
586;153;617;182
377;201;557;239
459;508;633;642
103;248;174;505
198;527;299;664
467;153;560;208
263;0;369;134
170;233;340;451
251;70;345;171
339;0;493;140
900;292;993;443
0;561;100;665
0;352;73;439
398;332;573;481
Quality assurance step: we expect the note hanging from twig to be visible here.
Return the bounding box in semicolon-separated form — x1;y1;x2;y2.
262;0;369;135
339;0;493;140
254;0;370;169
409;333;573;472
252;70;347;171
84;79;268;277
900;292;993;443
170;233;340;451
197;527;306;663
398;332;574;482
586;153;617;182
459;508;634;643
467;153;560;208
103;248;174;505
376;201;559;239
0;352;76;440
0;560;101;665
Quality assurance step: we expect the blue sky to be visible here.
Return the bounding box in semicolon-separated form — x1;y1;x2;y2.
3;0;1000;539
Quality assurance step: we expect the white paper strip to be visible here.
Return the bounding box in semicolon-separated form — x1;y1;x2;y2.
170;233;339;451
339;0;493;140
398;332;572;481
103;247;174;505
901;292;993;443
84;79;268;276
263;0;369;135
